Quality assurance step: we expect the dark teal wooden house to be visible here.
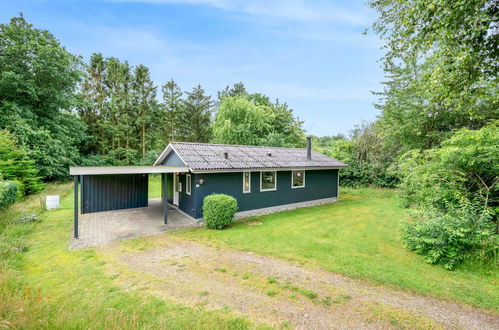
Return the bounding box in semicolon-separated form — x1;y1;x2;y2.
153;138;347;219
70;138;347;238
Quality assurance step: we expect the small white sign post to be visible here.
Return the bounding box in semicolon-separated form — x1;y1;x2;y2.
46;195;60;210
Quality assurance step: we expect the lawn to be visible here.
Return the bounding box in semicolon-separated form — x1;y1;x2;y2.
0;182;256;329
149;174;162;198
1;181;497;328
173;187;499;312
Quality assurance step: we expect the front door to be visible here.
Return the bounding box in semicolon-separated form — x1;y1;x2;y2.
173;174;179;206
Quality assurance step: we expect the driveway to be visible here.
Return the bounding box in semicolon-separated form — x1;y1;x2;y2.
103;235;499;329
69;198;198;249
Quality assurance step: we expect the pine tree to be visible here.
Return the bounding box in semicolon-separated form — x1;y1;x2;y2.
131;65;157;157
161;79;183;143
181;85;213;142
79;53;107;154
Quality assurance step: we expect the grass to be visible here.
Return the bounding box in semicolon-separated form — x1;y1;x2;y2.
148;174;161;199
0;182;257;329
173;187;499;312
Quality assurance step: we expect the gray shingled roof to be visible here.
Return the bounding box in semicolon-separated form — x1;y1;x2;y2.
166;142;347;171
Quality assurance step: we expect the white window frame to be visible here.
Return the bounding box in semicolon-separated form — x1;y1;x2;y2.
260;171;277;192
243;171;251;193
291;170;305;189
186;174;191;195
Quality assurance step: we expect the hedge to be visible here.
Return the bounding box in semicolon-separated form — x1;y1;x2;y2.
202;194;238;229
0;180;18;211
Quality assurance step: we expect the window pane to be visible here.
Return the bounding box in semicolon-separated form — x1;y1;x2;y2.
243;172;250;192
293;170;304;187
261;171;276;190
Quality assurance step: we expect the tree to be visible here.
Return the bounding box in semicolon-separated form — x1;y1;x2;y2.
322;122;400;187
0;15;86;180
398;122;499;214
0;130;42;196
131;64;157;157
180;85;213;142
161;79;183;143
213;85;306;147
212;97;272;145
79;53;107;154
369;0;499;150
217;82;247;105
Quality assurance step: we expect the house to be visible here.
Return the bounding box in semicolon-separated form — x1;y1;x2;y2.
153;137;347;219
69;137;347;238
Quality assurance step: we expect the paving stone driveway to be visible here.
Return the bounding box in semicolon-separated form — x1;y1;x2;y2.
69;198;198;249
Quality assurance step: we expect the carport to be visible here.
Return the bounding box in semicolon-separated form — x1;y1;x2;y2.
69;166;189;239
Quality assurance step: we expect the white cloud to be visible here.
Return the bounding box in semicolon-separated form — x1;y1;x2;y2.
106;0;369;25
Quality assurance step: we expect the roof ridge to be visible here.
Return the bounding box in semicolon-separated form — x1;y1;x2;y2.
170;141;310;150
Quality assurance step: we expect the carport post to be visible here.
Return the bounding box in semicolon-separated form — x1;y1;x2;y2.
163;173;168;224
74;175;79;239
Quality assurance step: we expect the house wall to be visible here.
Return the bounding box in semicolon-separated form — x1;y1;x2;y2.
177;173;197;218
81;174;148;213
161;152;185;166
188;169;338;219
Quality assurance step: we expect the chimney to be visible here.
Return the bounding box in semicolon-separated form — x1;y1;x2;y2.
223;152;229;160
306;137;311;160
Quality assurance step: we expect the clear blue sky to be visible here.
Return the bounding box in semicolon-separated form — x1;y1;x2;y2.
0;0;385;137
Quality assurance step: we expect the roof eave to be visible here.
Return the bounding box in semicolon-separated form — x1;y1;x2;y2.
153;144;173;166
191;166;348;174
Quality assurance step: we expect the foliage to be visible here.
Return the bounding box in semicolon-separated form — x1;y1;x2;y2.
0;130;42;196
79;54;160;163
0;15;86;180
369;0;498;150
316;122;399;187
203;193;238;229
213;84;305;147
398;123;499;214
161;79;184;143
402;204;498;270
0;180;18;211
212;97;272;146
180;85;213;142
132;64;159;157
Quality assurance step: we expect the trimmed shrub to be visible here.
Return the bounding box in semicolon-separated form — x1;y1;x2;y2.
402;204;498;270
0;180;18;211
203;194;238;229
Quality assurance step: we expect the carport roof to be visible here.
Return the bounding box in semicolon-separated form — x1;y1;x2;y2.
69;166;189;175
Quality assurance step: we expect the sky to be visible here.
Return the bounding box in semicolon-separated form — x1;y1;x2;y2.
0;0;386;137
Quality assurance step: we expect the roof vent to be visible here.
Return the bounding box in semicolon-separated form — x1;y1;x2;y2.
267;152;272;157
223;152;229;160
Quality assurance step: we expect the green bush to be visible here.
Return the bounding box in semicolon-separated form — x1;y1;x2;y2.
0;130;43;196
202;194;238;229
0;180;18;211
402;204;498;270
398;123;499;211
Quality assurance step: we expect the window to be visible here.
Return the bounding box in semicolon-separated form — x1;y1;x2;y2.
186;174;191;195
243;172;251;193
292;170;305;188
260;171;277;191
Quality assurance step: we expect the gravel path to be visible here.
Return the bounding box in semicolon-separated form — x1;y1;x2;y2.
104;235;499;329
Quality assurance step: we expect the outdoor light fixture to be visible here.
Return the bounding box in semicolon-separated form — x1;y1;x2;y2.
198;179;204;185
